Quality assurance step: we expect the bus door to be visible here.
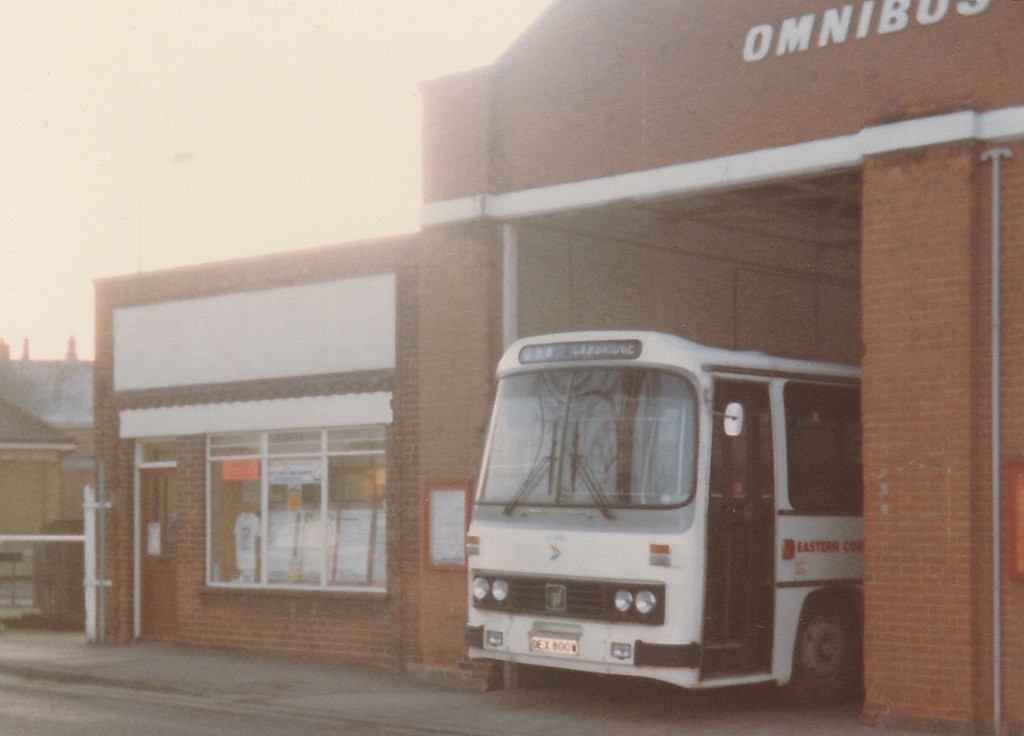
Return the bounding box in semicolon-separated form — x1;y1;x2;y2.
702;378;775;679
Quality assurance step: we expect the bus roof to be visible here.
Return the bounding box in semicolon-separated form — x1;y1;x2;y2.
497;331;860;382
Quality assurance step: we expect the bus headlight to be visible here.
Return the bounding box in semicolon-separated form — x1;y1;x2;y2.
614;589;634;613
635;590;657;615
473;577;490;601
491;579;509;602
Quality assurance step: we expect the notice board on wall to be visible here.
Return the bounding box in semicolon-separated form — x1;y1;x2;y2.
425;484;470;570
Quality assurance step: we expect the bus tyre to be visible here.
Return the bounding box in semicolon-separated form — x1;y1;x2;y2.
788;599;860;705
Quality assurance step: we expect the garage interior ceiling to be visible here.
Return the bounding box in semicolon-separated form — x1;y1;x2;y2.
531;168;862;256
639;169;862;250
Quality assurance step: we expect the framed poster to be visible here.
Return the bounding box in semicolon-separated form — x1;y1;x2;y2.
1007;463;1024;580
424;484;470;570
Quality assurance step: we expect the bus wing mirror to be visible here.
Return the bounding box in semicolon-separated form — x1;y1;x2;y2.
723;402;744;437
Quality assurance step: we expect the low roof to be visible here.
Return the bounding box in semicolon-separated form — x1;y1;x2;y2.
0;358;93;427
0;395;76;450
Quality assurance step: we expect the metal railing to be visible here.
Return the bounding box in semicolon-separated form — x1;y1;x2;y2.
0;480;108;640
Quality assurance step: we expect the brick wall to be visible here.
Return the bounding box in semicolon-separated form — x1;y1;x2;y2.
413;222;503;668
860;140;1024;731
516;214;861;364
424;0;1022;199
420;68;491;203
989;142;1024;731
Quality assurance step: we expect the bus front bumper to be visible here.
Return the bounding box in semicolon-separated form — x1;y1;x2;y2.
464;624;700;668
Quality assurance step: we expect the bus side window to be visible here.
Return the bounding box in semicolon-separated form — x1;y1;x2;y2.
783;382;862;515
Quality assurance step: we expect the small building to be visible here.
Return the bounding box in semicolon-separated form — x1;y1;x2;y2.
0;337;91;622
95;2;1023;733
0;337;95;525
0;395;76;537
94;238;416;653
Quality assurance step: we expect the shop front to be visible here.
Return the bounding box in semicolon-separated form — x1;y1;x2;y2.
95;237;416;665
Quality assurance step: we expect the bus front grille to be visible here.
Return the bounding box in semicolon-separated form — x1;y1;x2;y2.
471;572;665;625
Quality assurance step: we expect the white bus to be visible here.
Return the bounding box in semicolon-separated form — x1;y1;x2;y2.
465;331;863;702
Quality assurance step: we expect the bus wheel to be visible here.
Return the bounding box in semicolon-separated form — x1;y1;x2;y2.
789;599;860;704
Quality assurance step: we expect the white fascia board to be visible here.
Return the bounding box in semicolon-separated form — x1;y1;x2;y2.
979;106;1024;142
422;105;1024;226
420;194;487;228
119;392;392;439
0;442;76;452
856;110;980;156
485;134;863;220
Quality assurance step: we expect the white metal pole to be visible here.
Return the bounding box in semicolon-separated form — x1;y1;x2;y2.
83;484;97;643
502;223;519;350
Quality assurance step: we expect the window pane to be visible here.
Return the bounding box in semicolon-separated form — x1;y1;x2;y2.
785;382;862;514
209;433;260;458
327;425;386;454
208;460;262;584
207;426;388;590
478;369;696;508
268;430;321;455
327;454;386;586
266;457;323;585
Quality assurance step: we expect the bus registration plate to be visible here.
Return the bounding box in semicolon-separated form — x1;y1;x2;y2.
530;635;579;656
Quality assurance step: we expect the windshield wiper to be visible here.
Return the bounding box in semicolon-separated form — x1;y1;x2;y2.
504;420;558;516
569;421;616;520
503;455;551;515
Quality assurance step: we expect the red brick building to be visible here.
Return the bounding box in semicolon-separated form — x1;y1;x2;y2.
95;1;1023;733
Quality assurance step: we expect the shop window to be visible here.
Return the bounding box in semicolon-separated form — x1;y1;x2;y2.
207;426;387;590
784;382;862;515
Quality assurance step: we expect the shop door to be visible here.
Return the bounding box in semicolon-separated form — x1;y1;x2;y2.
141;468;178;640
702;379;775;679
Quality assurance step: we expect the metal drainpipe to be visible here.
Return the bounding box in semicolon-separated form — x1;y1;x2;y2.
982;147;1012;736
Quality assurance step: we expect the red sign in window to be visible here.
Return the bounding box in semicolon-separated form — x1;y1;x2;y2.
222;459;260;481
1006;463;1024;581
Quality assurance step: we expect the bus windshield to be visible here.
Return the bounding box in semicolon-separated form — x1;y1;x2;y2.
478;368;696;512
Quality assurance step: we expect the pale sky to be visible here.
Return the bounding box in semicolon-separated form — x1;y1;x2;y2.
0;1;555;361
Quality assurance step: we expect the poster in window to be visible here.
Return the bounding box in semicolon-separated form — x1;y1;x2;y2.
222;459;260;481
425;485;469;570
1008;463;1024;580
268;457;321;485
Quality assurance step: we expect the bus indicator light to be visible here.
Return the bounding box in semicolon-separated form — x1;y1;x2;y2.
650;544;671;566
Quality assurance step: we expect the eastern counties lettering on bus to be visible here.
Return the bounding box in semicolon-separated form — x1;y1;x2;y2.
796;540;865;554
743;0;991;62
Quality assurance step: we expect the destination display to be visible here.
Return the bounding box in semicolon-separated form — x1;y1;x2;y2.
518;339;642;365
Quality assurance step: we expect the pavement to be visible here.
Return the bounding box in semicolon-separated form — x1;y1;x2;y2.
0;627;922;736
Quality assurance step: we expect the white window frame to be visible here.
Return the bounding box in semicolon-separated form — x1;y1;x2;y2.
205;425;388;594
